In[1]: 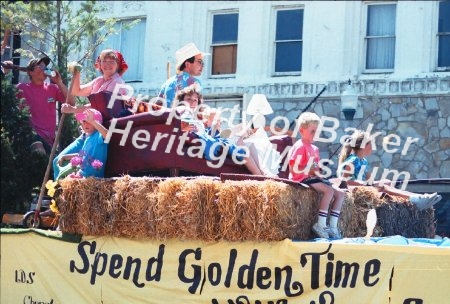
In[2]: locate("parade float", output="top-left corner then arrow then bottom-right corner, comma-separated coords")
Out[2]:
2,92 -> 449,304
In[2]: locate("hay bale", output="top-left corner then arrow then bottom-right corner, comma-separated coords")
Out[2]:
111,176 -> 160,238
376,200 -> 435,238
57,177 -> 435,240
340,186 -> 435,238
155,177 -> 217,240
78,178 -> 115,236
216,180 -> 317,241
58,179 -> 82,233
340,187 -> 385,238
189,178 -> 221,241
281,185 -> 318,240
59,178 -> 115,235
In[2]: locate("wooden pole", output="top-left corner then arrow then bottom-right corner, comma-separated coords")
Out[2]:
166,61 -> 171,79
33,77 -> 75,227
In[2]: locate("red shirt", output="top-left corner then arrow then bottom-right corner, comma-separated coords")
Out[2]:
17,82 -> 65,146
288,139 -> 320,182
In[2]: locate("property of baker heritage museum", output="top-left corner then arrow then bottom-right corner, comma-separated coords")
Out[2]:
1,1 -> 449,303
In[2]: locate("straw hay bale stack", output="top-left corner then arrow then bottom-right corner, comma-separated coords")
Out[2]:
58,178 -> 115,235
112,176 -> 160,238
341,186 -> 435,238
155,177 -> 219,240
216,180 -> 318,241
57,176 -> 435,240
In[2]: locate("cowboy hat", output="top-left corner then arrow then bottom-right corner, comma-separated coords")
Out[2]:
175,43 -> 209,72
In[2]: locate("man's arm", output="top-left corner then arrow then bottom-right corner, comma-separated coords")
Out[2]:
51,70 -> 75,106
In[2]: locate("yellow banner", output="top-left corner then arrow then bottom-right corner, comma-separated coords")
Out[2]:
1,230 -> 449,303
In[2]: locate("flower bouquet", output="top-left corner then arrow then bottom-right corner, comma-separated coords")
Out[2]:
58,154 -> 103,180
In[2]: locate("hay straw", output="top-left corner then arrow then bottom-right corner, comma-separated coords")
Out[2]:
339,187 -> 383,237
112,176 -> 159,239
155,178 -> 217,240
59,178 -> 115,235
57,177 -> 435,240
281,185 -> 318,240
216,180 -> 315,241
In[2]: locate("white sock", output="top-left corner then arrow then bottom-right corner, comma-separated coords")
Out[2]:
318,209 -> 328,227
329,209 -> 341,228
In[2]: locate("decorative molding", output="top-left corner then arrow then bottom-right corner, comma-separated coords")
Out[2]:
98,1 -> 113,14
134,77 -> 450,100
122,1 -> 143,12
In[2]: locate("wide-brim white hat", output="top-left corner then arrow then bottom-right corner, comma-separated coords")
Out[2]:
175,42 -> 210,71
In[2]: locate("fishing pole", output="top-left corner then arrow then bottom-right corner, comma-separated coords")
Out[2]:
288,86 -> 327,130
327,96 -> 383,161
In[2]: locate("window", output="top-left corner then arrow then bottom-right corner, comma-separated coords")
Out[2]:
211,13 -> 238,75
438,0 -> 450,69
3,30 -> 22,84
95,18 -> 146,82
364,3 -> 396,71
203,94 -> 243,129
274,8 -> 303,73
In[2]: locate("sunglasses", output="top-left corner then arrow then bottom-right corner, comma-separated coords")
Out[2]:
195,59 -> 204,66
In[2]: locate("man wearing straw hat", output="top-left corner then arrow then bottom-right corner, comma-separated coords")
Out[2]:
158,42 -> 209,107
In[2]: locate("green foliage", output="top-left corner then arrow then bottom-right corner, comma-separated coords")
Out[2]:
1,1 -> 120,81
1,77 -> 47,215
0,1 -> 126,214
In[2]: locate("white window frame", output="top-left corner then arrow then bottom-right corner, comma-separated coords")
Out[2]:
209,10 -> 239,79
362,2 -> 397,74
272,6 -> 304,77
203,94 -> 243,129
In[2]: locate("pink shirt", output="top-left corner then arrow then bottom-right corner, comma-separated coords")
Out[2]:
16,82 -> 65,146
288,139 -> 320,182
88,73 -> 124,94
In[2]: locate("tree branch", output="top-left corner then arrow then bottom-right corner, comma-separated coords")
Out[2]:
20,39 -> 51,61
25,19 -> 56,41
77,29 -> 113,64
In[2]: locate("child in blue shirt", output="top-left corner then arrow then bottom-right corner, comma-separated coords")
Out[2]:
53,108 -> 108,179
338,130 -> 441,210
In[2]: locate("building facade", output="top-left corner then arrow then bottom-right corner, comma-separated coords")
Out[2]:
81,1 -> 450,179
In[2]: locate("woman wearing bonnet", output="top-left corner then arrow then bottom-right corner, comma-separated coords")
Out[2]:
62,49 -> 129,121
70,49 -> 128,95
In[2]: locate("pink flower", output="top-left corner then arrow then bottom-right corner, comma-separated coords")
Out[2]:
70,156 -> 82,167
91,159 -> 103,170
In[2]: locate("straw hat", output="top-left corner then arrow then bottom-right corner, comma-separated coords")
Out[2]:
175,43 -> 209,72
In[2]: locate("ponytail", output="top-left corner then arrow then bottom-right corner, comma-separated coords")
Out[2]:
338,141 -> 353,165
338,130 -> 371,165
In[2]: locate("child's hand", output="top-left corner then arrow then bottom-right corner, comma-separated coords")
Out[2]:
309,162 -> 320,176
61,103 -> 75,113
58,155 -> 66,166
67,61 -> 82,74
181,121 -> 197,132
84,109 -> 96,123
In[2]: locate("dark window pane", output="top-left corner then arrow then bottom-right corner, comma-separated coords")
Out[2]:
438,35 -> 450,67
276,9 -> 303,40
367,4 -> 396,36
438,1 -> 450,32
213,14 -> 238,43
366,37 -> 395,69
212,45 -> 237,75
275,41 -> 302,72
